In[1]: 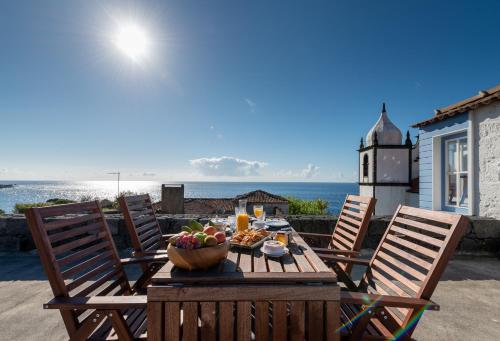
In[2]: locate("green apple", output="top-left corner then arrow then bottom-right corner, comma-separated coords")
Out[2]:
193,232 -> 207,246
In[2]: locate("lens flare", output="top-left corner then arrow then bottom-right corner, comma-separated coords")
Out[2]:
336,294 -> 432,340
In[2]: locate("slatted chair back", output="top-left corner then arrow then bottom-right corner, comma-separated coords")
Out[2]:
148,285 -> 339,341
25,201 -> 131,337
357,205 -> 468,338
119,194 -> 165,255
332,194 -> 376,273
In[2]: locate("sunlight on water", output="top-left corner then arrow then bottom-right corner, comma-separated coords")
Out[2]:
0,180 -> 358,214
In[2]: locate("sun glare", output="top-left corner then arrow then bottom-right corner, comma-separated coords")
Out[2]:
113,22 -> 150,63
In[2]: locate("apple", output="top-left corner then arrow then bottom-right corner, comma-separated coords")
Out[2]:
203,226 -> 217,236
214,231 -> 226,243
204,235 -> 218,247
193,232 -> 207,246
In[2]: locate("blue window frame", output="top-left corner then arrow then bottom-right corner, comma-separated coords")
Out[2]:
441,132 -> 468,213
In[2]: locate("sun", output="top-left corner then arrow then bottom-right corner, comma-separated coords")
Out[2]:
113,22 -> 150,63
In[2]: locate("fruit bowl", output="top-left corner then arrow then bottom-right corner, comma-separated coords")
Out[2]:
167,241 -> 230,270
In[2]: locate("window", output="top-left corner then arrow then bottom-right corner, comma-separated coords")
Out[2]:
444,137 -> 468,208
362,154 -> 369,178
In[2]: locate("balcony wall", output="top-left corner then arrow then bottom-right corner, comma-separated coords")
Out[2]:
0,214 -> 499,256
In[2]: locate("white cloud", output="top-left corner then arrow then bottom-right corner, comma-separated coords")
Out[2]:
209,125 -> 215,130
0,168 -> 7,174
244,98 -> 256,112
301,164 -> 320,178
189,156 -> 267,177
143,172 -> 156,177
216,133 -> 223,139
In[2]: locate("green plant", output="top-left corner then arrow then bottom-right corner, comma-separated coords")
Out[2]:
46,198 -> 76,205
14,202 -> 53,214
0,208 -> 5,215
286,196 -> 329,215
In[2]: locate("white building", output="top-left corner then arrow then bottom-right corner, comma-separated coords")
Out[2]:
412,85 -> 500,219
358,104 -> 418,215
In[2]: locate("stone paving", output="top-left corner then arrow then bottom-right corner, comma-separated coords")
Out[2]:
0,252 -> 499,340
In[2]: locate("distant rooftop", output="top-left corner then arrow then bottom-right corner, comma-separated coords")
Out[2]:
183,190 -> 288,214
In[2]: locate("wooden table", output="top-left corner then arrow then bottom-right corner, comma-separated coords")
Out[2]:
151,229 -> 337,285
148,229 -> 340,340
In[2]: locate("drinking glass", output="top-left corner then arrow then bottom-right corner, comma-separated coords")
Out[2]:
253,205 -> 264,220
238,199 -> 247,211
235,207 -> 249,232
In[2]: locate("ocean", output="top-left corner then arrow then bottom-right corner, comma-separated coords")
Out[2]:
0,181 -> 358,214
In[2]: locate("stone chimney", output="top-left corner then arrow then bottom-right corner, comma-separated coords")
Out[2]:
161,184 -> 184,214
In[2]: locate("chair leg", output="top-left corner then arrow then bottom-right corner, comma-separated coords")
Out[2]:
70,310 -> 106,341
109,310 -> 134,341
348,307 -> 375,341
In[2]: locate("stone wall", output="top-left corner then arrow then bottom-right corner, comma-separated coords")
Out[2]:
1,214 -> 499,256
474,102 -> 500,219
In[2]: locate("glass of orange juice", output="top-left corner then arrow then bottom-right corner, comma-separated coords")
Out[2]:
253,205 -> 264,220
275,231 -> 288,246
236,207 -> 249,232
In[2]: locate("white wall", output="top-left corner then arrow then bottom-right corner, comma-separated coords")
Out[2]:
374,186 -> 409,215
359,185 -> 373,198
473,102 -> 500,219
376,149 -> 410,183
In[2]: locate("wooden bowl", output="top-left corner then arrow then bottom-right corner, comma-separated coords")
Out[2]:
167,241 -> 230,271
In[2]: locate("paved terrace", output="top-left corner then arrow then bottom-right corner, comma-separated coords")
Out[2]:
0,252 -> 498,340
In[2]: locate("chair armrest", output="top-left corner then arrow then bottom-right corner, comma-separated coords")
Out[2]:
44,296 -> 147,310
121,254 -> 169,265
341,291 -> 439,310
162,234 -> 175,240
298,232 -> 332,239
312,247 -> 360,256
318,254 -> 370,265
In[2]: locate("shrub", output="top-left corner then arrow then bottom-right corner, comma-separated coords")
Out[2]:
0,208 -> 5,215
14,202 -> 52,214
46,198 -> 76,205
286,196 -> 329,215
80,195 -> 98,202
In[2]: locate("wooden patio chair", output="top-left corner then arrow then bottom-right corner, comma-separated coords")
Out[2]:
318,205 -> 468,340
148,284 -> 340,341
118,194 -> 173,263
25,201 -> 167,340
299,194 -> 376,275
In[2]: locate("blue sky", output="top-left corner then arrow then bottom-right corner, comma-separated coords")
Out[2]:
1,0 -> 499,182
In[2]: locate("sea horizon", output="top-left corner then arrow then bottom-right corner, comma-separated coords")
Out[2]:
0,180 -> 359,214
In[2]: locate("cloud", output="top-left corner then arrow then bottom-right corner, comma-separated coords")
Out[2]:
189,156 -> 267,177
301,164 -> 319,178
244,98 -> 256,112
216,133 -> 223,139
0,168 -> 7,173
143,172 -> 156,177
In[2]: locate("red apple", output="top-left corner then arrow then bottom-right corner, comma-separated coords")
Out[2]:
203,226 -> 217,236
214,231 -> 226,243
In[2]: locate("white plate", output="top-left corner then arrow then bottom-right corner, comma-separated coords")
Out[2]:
265,220 -> 289,228
260,246 -> 289,257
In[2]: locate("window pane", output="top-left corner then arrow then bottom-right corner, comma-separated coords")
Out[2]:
459,174 -> 468,207
447,174 -> 457,206
447,141 -> 457,172
460,139 -> 468,171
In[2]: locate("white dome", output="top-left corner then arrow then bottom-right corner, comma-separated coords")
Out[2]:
366,103 -> 402,146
